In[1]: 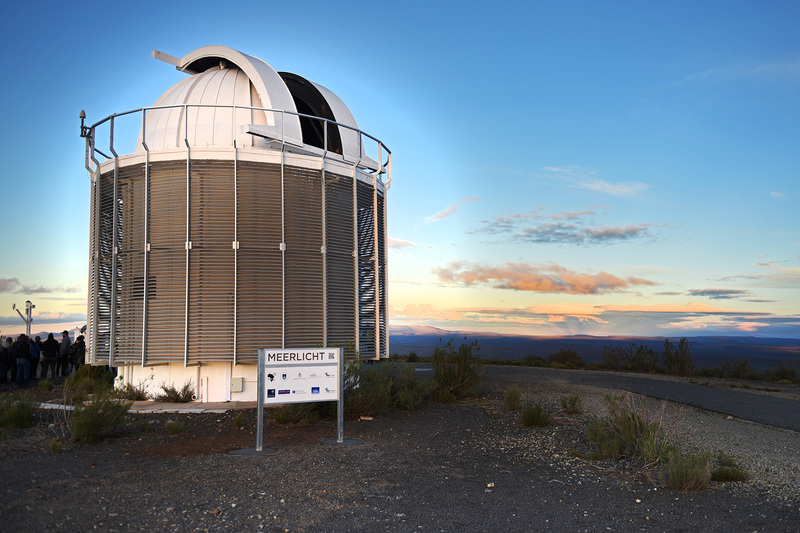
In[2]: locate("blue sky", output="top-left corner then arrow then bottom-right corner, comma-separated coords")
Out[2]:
0,0 -> 798,338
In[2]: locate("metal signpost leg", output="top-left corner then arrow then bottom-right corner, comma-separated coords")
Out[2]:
256,349 -> 264,452
337,347 -> 344,443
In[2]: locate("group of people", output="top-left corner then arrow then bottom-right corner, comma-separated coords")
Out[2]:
0,331 -> 85,387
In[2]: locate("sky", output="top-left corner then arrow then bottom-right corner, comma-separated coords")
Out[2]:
0,0 -> 798,339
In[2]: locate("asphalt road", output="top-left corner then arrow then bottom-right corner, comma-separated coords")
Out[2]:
504,367 -> 800,433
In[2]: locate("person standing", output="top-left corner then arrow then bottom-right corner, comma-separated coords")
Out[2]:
14,334 -> 31,386
58,330 -> 71,377
28,336 -> 41,381
41,333 -> 59,380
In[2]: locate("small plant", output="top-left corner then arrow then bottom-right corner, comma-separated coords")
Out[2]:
431,339 -> 486,398
71,395 -> 132,444
119,381 -> 150,401
165,420 -> 184,435
711,453 -> 748,482
38,379 -> 54,391
389,364 -> 436,411
232,412 -> 244,428
0,393 -> 35,429
520,403 -> 549,427
49,437 -> 62,454
406,351 -> 419,363
64,365 -> 115,402
504,386 -> 522,411
560,393 -> 583,414
711,465 -> 749,482
663,450 -> 711,492
548,349 -> 585,369
273,402 -> 320,424
155,380 -> 195,403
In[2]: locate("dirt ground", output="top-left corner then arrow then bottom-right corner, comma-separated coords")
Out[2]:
1,366 -> 799,532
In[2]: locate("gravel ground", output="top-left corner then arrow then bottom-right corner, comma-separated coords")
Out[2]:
1,366 -> 799,532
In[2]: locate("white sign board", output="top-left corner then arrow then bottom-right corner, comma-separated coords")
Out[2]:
259,348 -> 341,405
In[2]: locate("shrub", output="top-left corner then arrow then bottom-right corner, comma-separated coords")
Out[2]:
711,465 -> 749,482
624,344 -> 658,373
722,358 -> 752,380
38,379 -> 54,391
601,345 -> 624,370
520,355 -> 546,367
273,402 -> 321,424
662,338 -> 694,376
586,393 -> 678,466
663,450 -> 710,492
560,393 -> 583,414
119,381 -> 150,401
155,380 -> 195,403
406,351 -> 419,363
0,393 -> 35,429
505,386 -> 522,412
389,364 -> 436,411
343,362 -> 393,418
769,361 -> 799,383
165,420 -> 184,435
71,395 -> 132,444
432,339 -> 486,398
64,366 -> 115,402
49,437 -> 63,454
232,412 -> 244,428
548,349 -> 585,369
520,404 -> 549,427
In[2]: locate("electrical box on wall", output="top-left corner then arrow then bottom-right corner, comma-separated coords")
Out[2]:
231,377 -> 244,393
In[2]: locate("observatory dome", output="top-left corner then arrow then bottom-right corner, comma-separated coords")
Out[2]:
139,45 -> 369,165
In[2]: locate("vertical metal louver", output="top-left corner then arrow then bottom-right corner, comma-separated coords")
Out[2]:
356,180 -> 377,359
325,173 -> 356,348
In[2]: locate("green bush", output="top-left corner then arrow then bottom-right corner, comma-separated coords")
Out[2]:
432,339 -> 486,398
232,412 -> 244,428
64,366 -> 115,402
560,393 -> 583,414
119,381 -> 150,401
406,351 -> 419,363
520,355 -> 546,367
586,393 -> 677,466
548,349 -> 585,369
273,402 -> 321,424
38,379 -> 54,391
155,380 -> 195,403
662,338 -> 694,376
520,404 -> 549,427
663,450 -> 711,492
49,437 -> 62,454
389,364 -> 436,411
165,420 -> 184,435
711,465 -> 748,482
769,361 -> 799,383
0,393 -> 35,429
505,386 -> 522,411
343,362 -> 393,418
71,395 -> 132,444
722,358 -> 752,380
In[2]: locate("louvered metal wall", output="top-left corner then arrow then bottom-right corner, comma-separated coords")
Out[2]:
88,156 -> 385,365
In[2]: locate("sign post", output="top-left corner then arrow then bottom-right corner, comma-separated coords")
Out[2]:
249,347 -> 361,453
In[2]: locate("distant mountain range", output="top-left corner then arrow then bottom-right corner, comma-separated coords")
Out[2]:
389,325 -> 800,372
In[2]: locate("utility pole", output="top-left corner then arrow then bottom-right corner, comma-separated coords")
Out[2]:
12,300 -> 34,337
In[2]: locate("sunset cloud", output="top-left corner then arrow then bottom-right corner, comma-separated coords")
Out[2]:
389,237 -> 416,249
425,197 -> 480,222
432,261 -> 656,295
574,179 -> 649,197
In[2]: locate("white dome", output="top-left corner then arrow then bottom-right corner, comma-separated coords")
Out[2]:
138,45 -> 370,165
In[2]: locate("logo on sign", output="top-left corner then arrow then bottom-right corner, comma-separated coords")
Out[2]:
281,373 -> 287,381
278,389 -> 290,395
325,387 -> 336,394
324,372 -> 335,378
267,373 -> 275,382
311,387 -> 320,394
267,389 -> 276,398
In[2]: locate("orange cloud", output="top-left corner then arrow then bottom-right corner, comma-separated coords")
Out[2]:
433,261 -> 656,295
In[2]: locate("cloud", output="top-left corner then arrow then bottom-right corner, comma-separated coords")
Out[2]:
432,261 -> 656,295
389,237 -> 416,249
425,197 -> 480,222
770,191 -> 786,199
573,179 -> 649,197
687,289 -> 751,300
666,60 -> 800,87
474,209 -> 656,245
0,311 -> 86,327
0,278 -> 80,295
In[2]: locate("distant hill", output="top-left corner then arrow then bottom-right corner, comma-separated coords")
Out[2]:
389,325 -> 800,372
